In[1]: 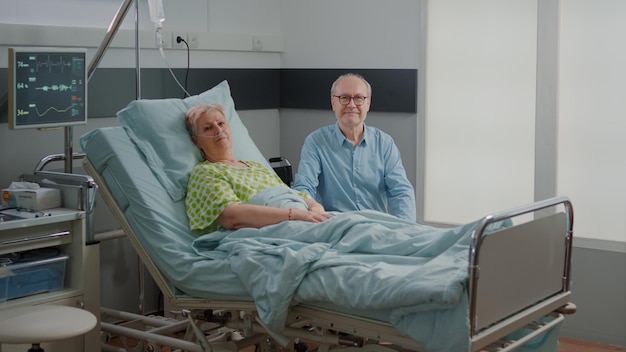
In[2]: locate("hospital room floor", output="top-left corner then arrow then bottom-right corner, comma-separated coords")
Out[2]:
105,336 -> 625,351
558,338 -> 625,351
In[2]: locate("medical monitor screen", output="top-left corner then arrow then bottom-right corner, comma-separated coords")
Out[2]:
8,47 -> 87,130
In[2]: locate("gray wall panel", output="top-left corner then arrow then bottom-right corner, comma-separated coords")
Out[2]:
2,68 -> 416,121
561,247 -> 626,346
280,69 -> 417,113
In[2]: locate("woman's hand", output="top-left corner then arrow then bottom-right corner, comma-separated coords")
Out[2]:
218,203 -> 328,229
290,208 -> 329,223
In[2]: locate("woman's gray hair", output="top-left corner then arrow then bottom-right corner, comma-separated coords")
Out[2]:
185,104 -> 226,136
330,73 -> 372,97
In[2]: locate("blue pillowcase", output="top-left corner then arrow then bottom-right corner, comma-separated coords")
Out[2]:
117,80 -> 269,201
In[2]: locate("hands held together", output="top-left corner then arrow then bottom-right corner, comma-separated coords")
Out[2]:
288,206 -> 329,223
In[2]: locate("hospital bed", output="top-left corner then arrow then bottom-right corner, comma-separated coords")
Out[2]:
80,80 -> 575,352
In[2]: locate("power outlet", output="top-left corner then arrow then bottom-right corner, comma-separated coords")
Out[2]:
252,37 -> 263,51
187,32 -> 199,49
172,32 -> 187,49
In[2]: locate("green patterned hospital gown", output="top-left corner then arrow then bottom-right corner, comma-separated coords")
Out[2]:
186,160 -> 303,234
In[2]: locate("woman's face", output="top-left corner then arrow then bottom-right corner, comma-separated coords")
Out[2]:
192,110 -> 232,161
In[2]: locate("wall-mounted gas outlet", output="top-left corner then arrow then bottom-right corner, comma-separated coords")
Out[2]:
173,32 -> 187,49
154,29 -> 170,48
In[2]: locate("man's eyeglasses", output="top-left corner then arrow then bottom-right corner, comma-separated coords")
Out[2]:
332,95 -> 368,106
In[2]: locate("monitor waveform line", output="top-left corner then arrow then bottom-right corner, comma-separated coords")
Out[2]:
35,84 -> 76,92
33,104 -> 78,117
34,54 -> 74,74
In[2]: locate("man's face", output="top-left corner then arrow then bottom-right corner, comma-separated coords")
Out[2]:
331,76 -> 371,128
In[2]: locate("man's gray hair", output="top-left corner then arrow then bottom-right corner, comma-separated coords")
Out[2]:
330,73 -> 372,97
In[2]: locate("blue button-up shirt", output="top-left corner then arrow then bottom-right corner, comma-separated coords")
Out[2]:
293,123 -> 416,221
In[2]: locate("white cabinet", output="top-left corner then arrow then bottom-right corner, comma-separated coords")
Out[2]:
0,208 -> 100,352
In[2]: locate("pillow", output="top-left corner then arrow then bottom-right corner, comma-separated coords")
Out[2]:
117,80 -> 270,201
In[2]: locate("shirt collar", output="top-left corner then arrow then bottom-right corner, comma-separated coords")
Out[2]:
333,123 -> 369,146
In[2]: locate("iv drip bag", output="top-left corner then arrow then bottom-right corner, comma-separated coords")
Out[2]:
148,0 -> 165,26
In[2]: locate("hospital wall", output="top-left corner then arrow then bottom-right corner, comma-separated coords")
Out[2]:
0,0 -> 624,347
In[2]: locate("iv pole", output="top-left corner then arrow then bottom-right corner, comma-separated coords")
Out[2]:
82,0 -> 147,315
63,0 -> 138,173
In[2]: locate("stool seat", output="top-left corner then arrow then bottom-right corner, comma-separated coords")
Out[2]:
0,305 -> 96,344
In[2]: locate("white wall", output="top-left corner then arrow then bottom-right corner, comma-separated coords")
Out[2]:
280,0 -> 420,68
558,0 -> 626,244
208,0 -> 282,36
425,0 -> 537,224
424,0 -> 625,245
0,0 -> 279,34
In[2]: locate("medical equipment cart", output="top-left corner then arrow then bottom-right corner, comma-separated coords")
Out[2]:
0,170 -> 100,352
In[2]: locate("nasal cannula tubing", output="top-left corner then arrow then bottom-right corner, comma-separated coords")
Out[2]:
195,131 -> 226,139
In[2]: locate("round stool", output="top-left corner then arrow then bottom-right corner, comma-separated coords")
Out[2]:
0,305 -> 97,352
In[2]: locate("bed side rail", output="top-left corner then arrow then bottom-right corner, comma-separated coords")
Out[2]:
468,196 -> 573,348
82,158 -> 179,303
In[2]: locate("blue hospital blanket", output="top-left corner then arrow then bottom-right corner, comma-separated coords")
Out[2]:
82,125 -> 558,352
191,187 -> 481,352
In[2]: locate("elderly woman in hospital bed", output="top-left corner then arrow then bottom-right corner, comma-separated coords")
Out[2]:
184,103 -> 328,234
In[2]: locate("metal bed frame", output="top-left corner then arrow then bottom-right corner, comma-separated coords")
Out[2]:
85,156 -> 575,352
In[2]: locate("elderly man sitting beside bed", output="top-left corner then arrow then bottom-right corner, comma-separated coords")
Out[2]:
184,104 -> 329,234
